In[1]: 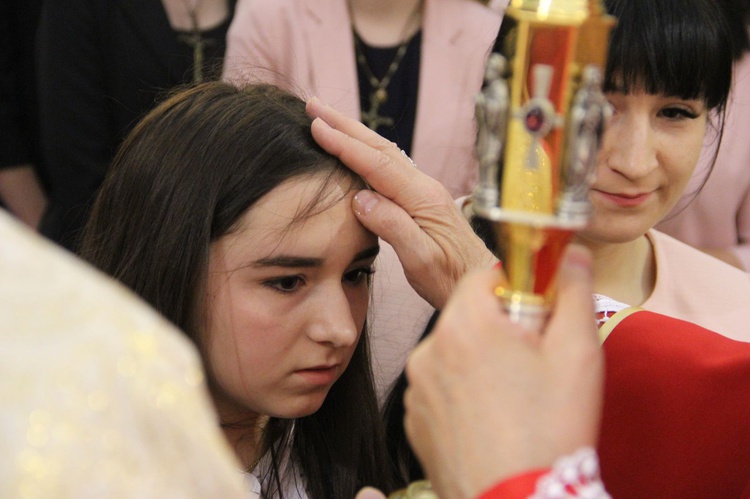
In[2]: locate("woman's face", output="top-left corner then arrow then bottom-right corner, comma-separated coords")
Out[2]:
204,173 -> 378,422
579,89 -> 707,245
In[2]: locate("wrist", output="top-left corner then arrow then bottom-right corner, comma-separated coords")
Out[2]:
476,469 -> 549,499
475,448 -> 609,499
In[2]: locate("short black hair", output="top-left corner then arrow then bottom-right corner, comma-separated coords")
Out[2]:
604,0 -> 733,112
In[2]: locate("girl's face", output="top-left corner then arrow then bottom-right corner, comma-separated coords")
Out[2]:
579,89 -> 707,245
204,173 -> 378,422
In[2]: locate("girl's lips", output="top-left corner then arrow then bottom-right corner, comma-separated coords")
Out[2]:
294,365 -> 340,386
594,190 -> 652,208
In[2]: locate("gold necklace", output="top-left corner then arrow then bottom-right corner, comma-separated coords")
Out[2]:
351,1 -> 423,130
177,0 -> 215,83
245,453 -> 263,474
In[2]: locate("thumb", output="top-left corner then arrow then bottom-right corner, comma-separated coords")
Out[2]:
545,244 -> 597,349
354,487 -> 388,499
352,189 -> 428,258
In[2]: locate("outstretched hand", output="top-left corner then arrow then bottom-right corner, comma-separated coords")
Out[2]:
307,97 -> 496,310
403,245 -> 604,499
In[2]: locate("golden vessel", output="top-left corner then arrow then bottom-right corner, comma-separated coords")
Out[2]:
473,0 -> 615,332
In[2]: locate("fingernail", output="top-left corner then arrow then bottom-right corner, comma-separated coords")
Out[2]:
308,96 -> 330,107
353,190 -> 378,216
312,117 -> 332,129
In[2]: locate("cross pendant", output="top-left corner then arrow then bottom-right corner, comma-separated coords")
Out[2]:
362,89 -> 394,130
178,31 -> 215,84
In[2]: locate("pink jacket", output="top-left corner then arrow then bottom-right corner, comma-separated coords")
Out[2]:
644,230 -> 750,343
223,0 -> 502,198
656,52 -> 750,271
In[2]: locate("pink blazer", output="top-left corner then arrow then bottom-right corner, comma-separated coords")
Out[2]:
644,230 -> 750,343
223,0 -> 502,198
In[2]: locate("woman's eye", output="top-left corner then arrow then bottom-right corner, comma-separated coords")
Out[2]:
264,276 -> 304,294
660,107 -> 698,120
344,267 -> 374,286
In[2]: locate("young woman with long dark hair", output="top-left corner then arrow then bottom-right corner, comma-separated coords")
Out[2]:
80,83 -> 397,498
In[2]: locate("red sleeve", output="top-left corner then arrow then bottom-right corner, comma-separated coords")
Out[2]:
599,310 -> 750,497
475,469 -> 548,499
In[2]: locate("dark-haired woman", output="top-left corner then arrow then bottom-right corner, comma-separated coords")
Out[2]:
80,83 -> 396,498
480,3 -> 750,495
581,0 -> 750,338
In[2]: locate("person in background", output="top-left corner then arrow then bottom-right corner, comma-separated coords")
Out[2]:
531,0 -> 750,340
656,0 -> 750,271
223,0 -> 500,200
36,0 -> 236,251
0,0 -> 48,229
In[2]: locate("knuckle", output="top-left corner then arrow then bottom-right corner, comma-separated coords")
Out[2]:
420,177 -> 454,205
374,149 -> 395,170
373,136 -> 398,153
379,214 -> 400,233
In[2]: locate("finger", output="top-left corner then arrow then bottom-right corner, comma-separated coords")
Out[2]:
544,244 -> 598,351
352,188 -> 430,256
311,117 -> 417,198
401,382 -> 426,469
307,97 -> 391,151
308,102 -> 424,192
449,268 -> 508,312
543,244 -> 603,448
418,268 -> 511,348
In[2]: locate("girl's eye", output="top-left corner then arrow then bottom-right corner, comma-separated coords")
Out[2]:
659,107 -> 699,120
263,275 -> 304,294
343,267 -> 375,286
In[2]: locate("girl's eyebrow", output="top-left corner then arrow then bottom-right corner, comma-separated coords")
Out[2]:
252,244 -> 380,269
253,255 -> 324,268
352,245 -> 380,263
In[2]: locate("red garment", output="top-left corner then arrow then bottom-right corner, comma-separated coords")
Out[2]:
476,469 -> 548,499
599,309 -> 750,498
